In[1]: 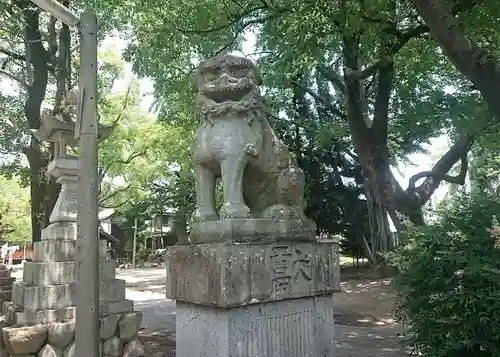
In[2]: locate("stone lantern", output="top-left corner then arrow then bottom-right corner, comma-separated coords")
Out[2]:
33,110 -> 79,223
0,94 -> 142,346
32,91 -> 114,231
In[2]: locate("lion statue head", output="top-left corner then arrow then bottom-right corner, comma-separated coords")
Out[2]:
193,55 -> 264,121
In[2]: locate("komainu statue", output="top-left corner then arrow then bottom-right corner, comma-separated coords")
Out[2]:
190,55 -> 315,243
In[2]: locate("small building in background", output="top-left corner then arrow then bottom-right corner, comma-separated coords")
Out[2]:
98,208 -> 129,260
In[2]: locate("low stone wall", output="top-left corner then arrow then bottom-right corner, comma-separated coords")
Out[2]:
0,311 -> 144,357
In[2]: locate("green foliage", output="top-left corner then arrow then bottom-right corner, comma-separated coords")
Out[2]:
467,143 -> 500,197
0,175 -> 31,244
120,0 -> 491,159
135,248 -> 150,262
0,2 -> 140,240
393,192 -> 500,356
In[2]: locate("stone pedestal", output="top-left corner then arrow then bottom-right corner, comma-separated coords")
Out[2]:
165,242 -> 340,357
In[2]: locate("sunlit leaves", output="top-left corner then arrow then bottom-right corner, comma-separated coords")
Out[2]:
0,175 -> 31,243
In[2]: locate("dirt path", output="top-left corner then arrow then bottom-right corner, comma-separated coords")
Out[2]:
333,272 -> 407,356
133,267 -> 406,356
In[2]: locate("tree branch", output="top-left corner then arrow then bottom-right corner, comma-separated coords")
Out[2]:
355,0 -> 481,81
177,6 -> 278,34
110,80 -> 134,126
98,151 -> 144,182
290,80 -> 347,120
99,186 -> 149,209
372,7 -> 397,148
357,56 -> 392,79
408,157 -> 467,187
0,48 -> 55,73
352,27 -> 426,82
316,65 -> 347,95
408,0 -> 500,122
0,48 -> 26,63
99,199 -> 133,209
393,25 -> 429,53
99,184 -> 132,205
406,134 -> 475,204
0,68 -> 29,89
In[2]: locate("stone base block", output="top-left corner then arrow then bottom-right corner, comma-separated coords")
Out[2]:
165,242 -> 340,307
23,260 -> 116,285
0,277 -> 14,288
12,279 -> 126,312
0,291 -> 11,302
176,295 -> 335,357
33,240 -> 76,262
190,218 -> 316,244
41,222 -> 77,241
3,300 -> 135,326
0,310 -> 144,357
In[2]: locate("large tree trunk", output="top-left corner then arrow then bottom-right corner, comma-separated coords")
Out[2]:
409,0 -> 500,123
15,0 -> 72,241
16,0 -> 53,242
25,140 -> 47,242
364,178 -> 391,267
333,1 -> 475,264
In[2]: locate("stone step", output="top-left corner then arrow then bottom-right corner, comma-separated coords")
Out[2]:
12,279 -> 126,312
99,299 -> 134,316
0,277 -> 15,288
0,269 -> 11,278
22,260 -> 116,285
4,299 -> 135,326
33,240 -> 76,262
0,291 -> 11,301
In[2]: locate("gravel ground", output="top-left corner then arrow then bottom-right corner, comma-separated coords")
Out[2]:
119,268 -> 407,357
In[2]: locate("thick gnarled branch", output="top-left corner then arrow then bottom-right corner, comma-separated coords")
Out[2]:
352,0 -> 482,81
406,134 -> 475,205
408,0 -> 500,122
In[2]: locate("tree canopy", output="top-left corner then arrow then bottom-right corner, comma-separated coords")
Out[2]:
2,0 -> 500,267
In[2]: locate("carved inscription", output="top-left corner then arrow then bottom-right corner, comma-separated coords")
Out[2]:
241,310 -> 315,357
66,186 -> 78,214
292,249 -> 312,282
269,246 -> 292,294
269,246 -> 313,294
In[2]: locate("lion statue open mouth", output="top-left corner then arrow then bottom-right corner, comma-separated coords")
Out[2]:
191,55 -> 309,226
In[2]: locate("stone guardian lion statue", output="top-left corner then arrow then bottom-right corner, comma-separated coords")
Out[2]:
191,55 -> 308,225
